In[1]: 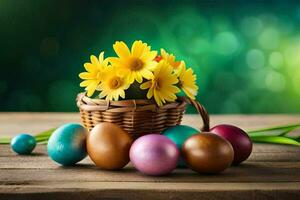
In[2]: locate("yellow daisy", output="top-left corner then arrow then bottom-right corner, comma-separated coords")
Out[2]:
79,52 -> 108,97
178,62 -> 198,100
160,48 -> 184,75
109,40 -> 157,84
140,61 -> 180,106
97,67 -> 130,101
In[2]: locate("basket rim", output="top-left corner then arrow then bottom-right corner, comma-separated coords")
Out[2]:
76,93 -> 187,112
77,93 -> 211,132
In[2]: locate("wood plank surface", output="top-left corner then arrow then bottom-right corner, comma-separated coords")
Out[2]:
0,113 -> 300,200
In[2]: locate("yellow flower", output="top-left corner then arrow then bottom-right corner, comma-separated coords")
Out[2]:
160,48 -> 184,75
140,61 -> 180,106
109,40 -> 157,84
79,52 -> 108,97
178,62 -> 198,100
97,67 -> 130,101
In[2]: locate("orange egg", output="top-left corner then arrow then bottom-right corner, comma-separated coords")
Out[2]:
182,132 -> 234,174
87,122 -> 133,170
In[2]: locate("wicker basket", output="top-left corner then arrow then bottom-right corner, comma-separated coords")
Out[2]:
76,93 -> 210,139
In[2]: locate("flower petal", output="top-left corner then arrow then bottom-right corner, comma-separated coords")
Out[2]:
120,90 -> 125,98
126,73 -> 135,84
80,80 -> 92,87
108,57 -> 123,67
135,72 -> 143,83
146,87 -> 154,99
140,81 -> 152,90
153,90 -> 163,106
141,69 -> 154,80
144,61 -> 158,71
79,72 -> 92,79
86,82 -> 98,97
131,40 -> 145,57
106,94 -> 113,101
113,92 -> 119,101
98,52 -> 104,62
99,90 -> 108,98
90,55 -> 99,66
141,50 -> 157,62
113,41 -> 131,58
84,63 -> 95,72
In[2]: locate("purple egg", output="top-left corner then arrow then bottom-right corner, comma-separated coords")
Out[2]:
130,134 -> 179,176
210,124 -> 253,165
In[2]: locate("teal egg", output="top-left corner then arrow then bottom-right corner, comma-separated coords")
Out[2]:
163,125 -> 199,167
47,123 -> 87,166
11,134 -> 36,155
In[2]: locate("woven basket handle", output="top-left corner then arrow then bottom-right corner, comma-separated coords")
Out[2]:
185,98 -> 210,132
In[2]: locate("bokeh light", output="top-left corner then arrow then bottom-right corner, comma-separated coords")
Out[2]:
240,17 -> 263,37
213,32 -> 240,56
265,70 -> 286,92
0,0 -> 300,113
269,51 -> 284,69
246,49 -> 265,69
258,27 -> 280,50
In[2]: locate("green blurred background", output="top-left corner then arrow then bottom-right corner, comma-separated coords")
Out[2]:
1,0 -> 300,113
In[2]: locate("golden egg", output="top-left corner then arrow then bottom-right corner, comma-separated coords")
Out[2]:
87,122 -> 133,170
182,132 -> 234,174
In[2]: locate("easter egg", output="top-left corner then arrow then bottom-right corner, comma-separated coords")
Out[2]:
163,125 -> 199,166
87,123 -> 133,170
130,134 -> 179,176
182,133 -> 234,174
11,134 -> 36,155
210,124 -> 253,165
47,123 -> 87,166
163,125 -> 199,148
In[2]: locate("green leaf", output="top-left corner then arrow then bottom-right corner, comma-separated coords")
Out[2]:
38,141 -> 48,145
248,124 -> 300,137
0,138 -> 11,144
0,128 -> 56,145
250,136 -> 300,146
35,136 -> 52,142
35,128 -> 56,138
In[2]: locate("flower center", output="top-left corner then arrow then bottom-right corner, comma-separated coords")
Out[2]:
109,77 -> 123,89
153,78 -> 162,90
129,58 -> 143,71
178,80 -> 183,87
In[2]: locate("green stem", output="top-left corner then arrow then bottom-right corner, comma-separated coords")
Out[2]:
0,138 -> 11,144
248,124 -> 300,136
0,128 -> 56,145
250,135 -> 300,146
248,123 -> 300,146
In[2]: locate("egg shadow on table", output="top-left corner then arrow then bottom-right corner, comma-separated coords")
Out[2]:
58,163 -> 136,173
18,152 -> 46,156
231,162 -> 263,169
57,163 -> 97,170
221,162 -> 280,179
231,162 -> 278,172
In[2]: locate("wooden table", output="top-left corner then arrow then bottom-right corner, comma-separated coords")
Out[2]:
0,113 -> 300,200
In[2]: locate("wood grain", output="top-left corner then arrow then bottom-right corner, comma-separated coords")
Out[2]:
0,113 -> 300,200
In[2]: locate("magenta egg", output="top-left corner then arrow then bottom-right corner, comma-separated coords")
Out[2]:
130,134 -> 179,176
210,124 -> 253,165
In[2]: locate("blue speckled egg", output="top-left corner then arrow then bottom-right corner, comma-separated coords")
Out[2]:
11,134 -> 36,155
163,125 -> 199,167
47,123 -> 87,166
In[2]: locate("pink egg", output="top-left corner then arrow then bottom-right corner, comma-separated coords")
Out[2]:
130,134 -> 179,176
